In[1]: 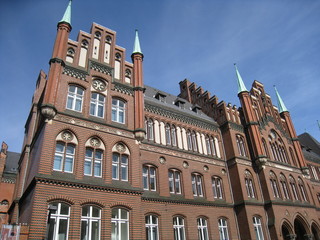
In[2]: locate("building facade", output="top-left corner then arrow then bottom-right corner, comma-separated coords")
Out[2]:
3,1 -> 320,240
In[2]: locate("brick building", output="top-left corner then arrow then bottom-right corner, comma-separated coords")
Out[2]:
3,1 -> 320,239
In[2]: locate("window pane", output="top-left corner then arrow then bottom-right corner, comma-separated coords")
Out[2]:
64,157 -> 73,172
54,155 -> 63,170
66,145 -> 75,155
92,207 -> 100,217
84,161 -> 92,175
82,206 -> 89,217
60,203 -> 69,215
94,162 -> 101,177
58,219 -> 68,240
121,222 -> 128,240
111,222 -> 117,240
48,218 -> 56,240
92,221 -> 100,240
121,166 -> 128,180
81,220 -> 88,240
121,209 -> 128,219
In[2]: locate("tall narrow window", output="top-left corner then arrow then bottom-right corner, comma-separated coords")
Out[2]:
90,93 -> 105,118
112,99 -> 125,124
280,174 -> 290,200
192,131 -> 198,152
191,173 -> 203,197
262,138 -> 269,157
289,176 -> 299,201
236,135 -> 246,157
143,165 -> 157,191
173,216 -> 185,240
54,142 -> 75,173
205,137 -> 212,155
298,178 -> 308,202
146,119 -> 154,141
212,176 -> 223,199
245,170 -> 255,198
197,218 -> 209,240
112,153 -> 128,181
111,208 -> 129,240
269,172 -> 280,198
169,169 -> 182,194
171,125 -> 177,147
66,85 -> 84,112
218,218 -> 229,240
253,216 -> 264,240
47,202 -> 70,240
84,148 -> 103,177
166,124 -> 171,145
187,131 -> 193,151
268,130 -> 288,163
145,215 -> 159,240
81,206 -> 101,240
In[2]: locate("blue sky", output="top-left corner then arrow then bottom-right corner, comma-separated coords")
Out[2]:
0,0 -> 319,152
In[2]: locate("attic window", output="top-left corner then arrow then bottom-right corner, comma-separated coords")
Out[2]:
155,92 -> 166,103
175,99 -> 185,109
192,105 -> 201,113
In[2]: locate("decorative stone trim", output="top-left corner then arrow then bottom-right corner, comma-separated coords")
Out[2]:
54,114 -> 134,138
140,144 -> 225,166
46,195 -> 75,205
79,199 -> 105,208
90,60 -> 113,76
145,103 -> 218,131
63,65 -> 88,80
113,82 -> 134,96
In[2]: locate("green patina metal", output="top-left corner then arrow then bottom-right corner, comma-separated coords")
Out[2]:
234,63 -> 248,94
132,29 -> 142,54
59,0 -> 72,26
274,86 -> 288,113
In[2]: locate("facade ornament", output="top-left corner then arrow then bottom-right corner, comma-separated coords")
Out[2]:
182,161 -> 189,169
159,157 -> 166,164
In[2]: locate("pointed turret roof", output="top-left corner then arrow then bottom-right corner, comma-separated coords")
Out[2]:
59,0 -> 72,26
274,86 -> 288,113
234,64 -> 248,94
132,29 -> 142,54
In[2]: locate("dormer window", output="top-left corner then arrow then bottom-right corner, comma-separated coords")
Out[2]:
175,99 -> 185,109
192,105 -> 201,113
155,92 -> 166,103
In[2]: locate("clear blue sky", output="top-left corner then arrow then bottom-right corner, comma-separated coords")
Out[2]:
0,0 -> 319,152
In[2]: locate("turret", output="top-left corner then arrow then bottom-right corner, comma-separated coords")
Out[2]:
274,86 -> 308,172
41,0 -> 72,121
235,64 -> 266,168
131,30 -> 145,141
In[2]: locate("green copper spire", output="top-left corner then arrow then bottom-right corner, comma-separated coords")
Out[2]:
234,63 -> 248,94
59,0 -> 72,26
274,86 -> 288,113
133,29 -> 142,54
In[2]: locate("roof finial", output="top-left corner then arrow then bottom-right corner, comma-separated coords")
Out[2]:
274,85 -> 288,113
133,29 -> 142,54
59,0 -> 72,26
234,63 -> 248,94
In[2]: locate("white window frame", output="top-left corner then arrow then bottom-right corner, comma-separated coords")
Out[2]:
253,216 -> 264,240
145,215 -> 159,240
173,216 -> 186,240
112,99 -> 125,124
218,218 -> 229,240
47,203 -> 70,240
90,93 -> 105,118
84,148 -> 102,177
66,85 -> 84,112
192,173 -> 203,197
212,176 -> 223,199
54,142 -> 75,173
143,165 -> 157,191
112,153 -> 128,181
169,170 -> 182,194
81,206 -> 101,240
197,218 -> 209,240
111,208 -> 129,240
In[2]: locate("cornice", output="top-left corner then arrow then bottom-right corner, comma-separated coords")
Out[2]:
220,121 -> 244,133
112,81 -> 134,96
89,60 -> 113,76
63,64 -> 88,80
145,102 -> 218,131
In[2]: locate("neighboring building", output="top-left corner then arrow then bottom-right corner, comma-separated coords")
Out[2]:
0,142 -> 19,229
4,1 -> 320,239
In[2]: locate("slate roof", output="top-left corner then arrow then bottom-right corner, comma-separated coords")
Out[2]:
4,151 -> 20,174
298,133 -> 320,164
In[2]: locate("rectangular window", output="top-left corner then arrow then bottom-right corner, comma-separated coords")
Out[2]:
169,170 -> 181,194
253,217 -> 264,240
173,217 -> 185,240
192,174 -> 203,197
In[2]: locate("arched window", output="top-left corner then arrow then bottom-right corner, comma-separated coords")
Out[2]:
173,216 -> 186,240
268,130 -> 288,163
279,174 -> 290,200
81,205 -> 101,240
146,119 -> 154,141
236,135 -> 246,157
253,216 -> 264,240
79,39 -> 89,67
191,131 -> 198,152
171,125 -> 177,147
84,137 -> 104,177
112,143 -> 130,181
191,173 -> 203,197
218,218 -> 229,240
143,165 -> 157,191
66,47 -> 75,63
298,177 -> 308,202
47,202 -> 70,240
66,85 -> 84,112
262,138 -> 269,157
145,215 -> 159,240
90,93 -> 105,118
245,170 -> 255,198
205,136 -> 212,155
289,176 -> 299,201
111,208 -> 129,240
269,171 -> 281,198
168,169 -> 182,194
197,217 -> 209,240
212,176 -> 224,199
187,131 -> 192,151
112,99 -> 125,124
165,124 -> 171,145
